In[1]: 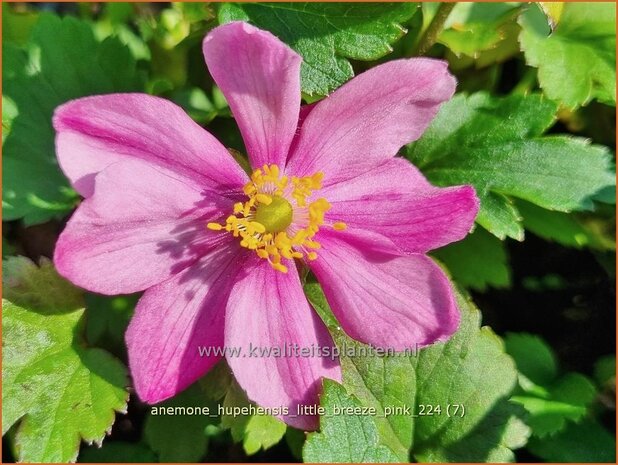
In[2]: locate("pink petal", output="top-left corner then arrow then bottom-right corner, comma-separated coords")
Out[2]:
126,243 -> 246,404
55,159 -> 234,294
203,22 -> 302,169
310,229 -> 460,350
225,257 -> 341,430
286,59 -> 456,186
324,158 -> 479,253
53,93 -> 248,197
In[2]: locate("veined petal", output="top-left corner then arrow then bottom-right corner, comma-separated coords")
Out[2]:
53,93 -> 248,197
126,243 -> 246,404
225,257 -> 341,430
323,158 -> 479,253
203,22 -> 302,169
309,229 -> 460,350
286,59 -> 456,186
55,159 -> 235,294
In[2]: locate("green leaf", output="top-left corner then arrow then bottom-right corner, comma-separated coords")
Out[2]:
2,257 -> 128,463
519,3 -> 616,108
79,442 -> 157,463
475,192 -> 523,241
199,359 -> 234,402
528,418 -> 616,462
2,9 -> 39,46
220,378 -> 287,455
84,293 -> 138,353
594,355 -> 616,388
3,256 -> 83,311
433,227 -> 511,291
436,2 -> 522,57
518,199 -> 615,250
512,373 -> 597,437
406,92 -> 615,240
144,384 -> 216,462
303,380 -> 400,463
504,333 -> 558,387
410,292 -> 529,462
2,95 -> 17,145
505,332 -> 598,438
305,283 -> 529,462
172,86 -> 230,124
218,2 -> 418,96
304,280 -> 340,327
3,13 -> 143,224
285,427 -> 306,461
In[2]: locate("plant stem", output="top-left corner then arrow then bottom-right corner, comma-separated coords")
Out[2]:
414,2 -> 456,56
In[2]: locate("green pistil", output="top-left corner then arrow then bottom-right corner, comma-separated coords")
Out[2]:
254,195 -> 293,233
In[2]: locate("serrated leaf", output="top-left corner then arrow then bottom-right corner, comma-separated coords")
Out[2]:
475,192 -> 523,241
406,92 -> 615,240
3,256 -> 83,311
303,380 -> 400,463
220,378 -> 286,455
433,227 -> 511,291
2,257 -> 128,463
528,418 -> 616,462
305,283 -> 530,462
3,13 -> 143,224
411,293 -> 529,462
519,3 -> 616,108
144,384 -> 216,462
218,2 -> 418,96
512,373 -> 596,438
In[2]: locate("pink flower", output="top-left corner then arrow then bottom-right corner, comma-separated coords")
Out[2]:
53,22 -> 478,430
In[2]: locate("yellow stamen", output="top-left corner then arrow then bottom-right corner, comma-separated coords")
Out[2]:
207,223 -> 223,231
207,163 -> 345,272
333,222 -> 347,231
255,193 -> 273,205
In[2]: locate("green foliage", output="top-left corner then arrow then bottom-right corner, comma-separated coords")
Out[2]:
519,3 -> 616,109
219,378 -> 287,455
198,361 -> 287,456
406,92 -> 615,240
505,333 -> 598,438
435,2 -> 522,58
3,13 -> 143,224
85,293 -> 139,353
303,380 -> 400,463
172,86 -> 230,124
305,283 -> 530,462
2,257 -> 128,462
2,3 -> 616,462
218,2 -> 418,96
504,333 -> 558,386
79,442 -> 157,463
517,200 -> 616,251
528,419 -> 616,463
594,355 -> 616,388
144,384 -> 216,462
433,227 -> 511,291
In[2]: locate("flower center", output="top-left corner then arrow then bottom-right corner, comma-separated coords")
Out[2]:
254,195 -> 293,233
207,164 -> 346,273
